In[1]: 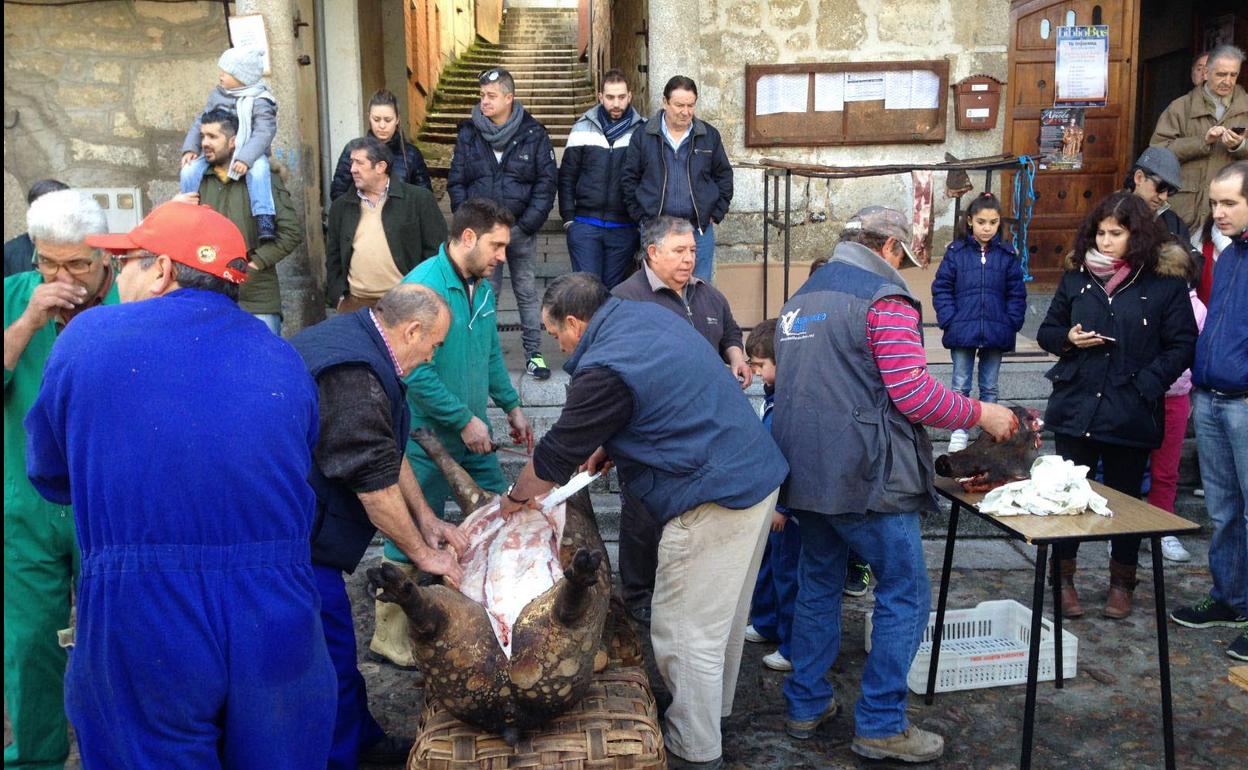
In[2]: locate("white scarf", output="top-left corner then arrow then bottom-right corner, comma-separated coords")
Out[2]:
226,82 -> 276,179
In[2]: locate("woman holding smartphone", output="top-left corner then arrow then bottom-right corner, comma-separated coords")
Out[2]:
1037,192 -> 1198,620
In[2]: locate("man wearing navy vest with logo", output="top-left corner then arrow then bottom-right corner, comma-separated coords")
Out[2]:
291,283 -> 467,769
772,207 -> 1018,764
500,273 -> 788,770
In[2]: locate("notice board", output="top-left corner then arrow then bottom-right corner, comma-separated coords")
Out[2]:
745,60 -> 949,147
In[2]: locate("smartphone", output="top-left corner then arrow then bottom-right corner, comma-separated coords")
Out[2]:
1093,334 -> 1116,343
1231,126 -> 1247,135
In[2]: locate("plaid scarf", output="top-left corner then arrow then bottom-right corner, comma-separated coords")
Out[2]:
599,106 -> 639,146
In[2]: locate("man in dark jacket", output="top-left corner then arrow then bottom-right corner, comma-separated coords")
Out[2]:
774,207 -> 1018,763
448,67 -> 557,379
4,179 -> 68,278
179,108 -> 301,334
290,283 -> 467,767
1123,146 -> 1203,261
1171,160 -> 1248,662
611,215 -> 752,623
621,75 -> 733,283
501,273 -> 788,769
326,136 -> 447,312
559,69 -> 645,289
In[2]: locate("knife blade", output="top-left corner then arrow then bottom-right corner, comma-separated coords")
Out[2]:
540,470 -> 600,513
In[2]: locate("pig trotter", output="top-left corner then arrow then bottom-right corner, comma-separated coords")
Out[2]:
365,562 -> 445,639
554,549 -> 603,626
410,428 -> 492,514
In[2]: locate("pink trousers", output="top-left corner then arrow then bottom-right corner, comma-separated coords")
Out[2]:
1147,393 -> 1191,514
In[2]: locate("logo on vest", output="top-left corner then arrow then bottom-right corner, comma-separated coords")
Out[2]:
779,307 -> 827,340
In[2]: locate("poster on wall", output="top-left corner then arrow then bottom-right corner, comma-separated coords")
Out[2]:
1054,25 -> 1108,107
1038,107 -> 1085,171
227,15 -> 272,75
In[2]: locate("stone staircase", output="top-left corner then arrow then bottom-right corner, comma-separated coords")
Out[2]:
418,6 -> 594,148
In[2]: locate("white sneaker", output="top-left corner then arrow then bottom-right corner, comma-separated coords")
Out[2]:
1193,488 -> 1205,498
744,624 -> 768,644
762,650 -> 793,671
1160,536 -> 1191,562
947,430 -> 969,453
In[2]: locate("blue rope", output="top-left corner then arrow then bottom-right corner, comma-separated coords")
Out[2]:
1012,155 -> 1038,282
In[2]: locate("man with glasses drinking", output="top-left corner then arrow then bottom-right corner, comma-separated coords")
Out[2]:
2,189 -> 116,769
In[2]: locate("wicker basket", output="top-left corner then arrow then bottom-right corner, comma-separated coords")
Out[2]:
408,666 -> 666,770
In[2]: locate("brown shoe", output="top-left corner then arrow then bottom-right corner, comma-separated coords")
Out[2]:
1102,559 -> 1138,619
851,725 -> 944,763
1057,559 -> 1084,618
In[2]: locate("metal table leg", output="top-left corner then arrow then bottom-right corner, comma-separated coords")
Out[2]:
1020,544 -> 1049,770
1152,538 -> 1177,770
925,500 -> 961,705
1050,548 -> 1063,688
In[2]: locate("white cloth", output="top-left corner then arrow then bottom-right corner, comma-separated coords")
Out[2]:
978,456 -> 1111,517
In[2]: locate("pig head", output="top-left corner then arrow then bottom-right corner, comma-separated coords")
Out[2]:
934,406 -> 1044,493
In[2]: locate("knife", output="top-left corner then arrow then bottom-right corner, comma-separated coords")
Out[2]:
540,470 -> 600,513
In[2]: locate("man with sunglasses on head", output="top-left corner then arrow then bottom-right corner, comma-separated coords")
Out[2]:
2,189 -> 117,770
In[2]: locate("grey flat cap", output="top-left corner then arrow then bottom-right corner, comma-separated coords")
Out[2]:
844,206 -> 922,268
1134,146 -> 1182,191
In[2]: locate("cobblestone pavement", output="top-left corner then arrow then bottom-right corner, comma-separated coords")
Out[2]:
10,541 -> 1246,769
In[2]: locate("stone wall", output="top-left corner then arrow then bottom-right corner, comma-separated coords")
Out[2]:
3,1 -> 230,240
648,0 -> 1012,264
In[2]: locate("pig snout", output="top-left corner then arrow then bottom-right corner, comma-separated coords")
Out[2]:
935,454 -> 954,477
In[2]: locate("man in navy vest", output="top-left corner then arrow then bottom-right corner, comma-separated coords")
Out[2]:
291,283 -> 466,769
500,273 -> 788,770
772,207 -> 1018,763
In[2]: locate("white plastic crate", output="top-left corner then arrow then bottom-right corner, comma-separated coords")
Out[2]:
865,599 -> 1078,694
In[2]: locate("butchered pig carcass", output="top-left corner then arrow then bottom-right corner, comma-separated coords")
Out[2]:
934,406 -> 1044,493
366,430 -> 624,744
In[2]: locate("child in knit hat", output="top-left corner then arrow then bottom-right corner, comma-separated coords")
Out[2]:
180,47 -> 280,241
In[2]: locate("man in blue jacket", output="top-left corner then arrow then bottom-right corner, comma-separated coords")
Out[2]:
620,75 -> 733,282
501,273 -> 788,770
448,67 -> 558,379
1171,160 -> 1248,662
23,202 -> 337,768
559,69 -> 645,288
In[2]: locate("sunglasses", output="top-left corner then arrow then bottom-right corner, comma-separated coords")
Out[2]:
1146,175 -> 1179,197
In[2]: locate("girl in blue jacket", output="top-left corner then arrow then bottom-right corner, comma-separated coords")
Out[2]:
932,193 -> 1027,451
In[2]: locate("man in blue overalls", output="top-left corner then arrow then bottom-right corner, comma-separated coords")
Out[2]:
24,202 -> 337,768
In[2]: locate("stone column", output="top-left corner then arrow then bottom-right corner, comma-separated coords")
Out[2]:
644,0 -> 701,113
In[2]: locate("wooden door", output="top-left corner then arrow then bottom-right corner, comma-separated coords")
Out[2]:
1003,0 -> 1139,286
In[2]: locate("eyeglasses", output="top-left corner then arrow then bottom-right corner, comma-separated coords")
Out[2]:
1147,175 -> 1179,196
108,251 -> 156,273
33,250 -> 102,278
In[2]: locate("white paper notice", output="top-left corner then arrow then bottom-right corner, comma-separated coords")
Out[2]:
884,71 -> 913,109
227,15 -> 271,75
755,74 -> 809,116
910,70 -> 941,109
845,72 -> 885,102
814,73 -> 845,112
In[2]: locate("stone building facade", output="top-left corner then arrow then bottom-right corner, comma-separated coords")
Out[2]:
647,0 -> 1011,267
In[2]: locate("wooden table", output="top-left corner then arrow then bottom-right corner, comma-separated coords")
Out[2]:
928,477 -> 1201,770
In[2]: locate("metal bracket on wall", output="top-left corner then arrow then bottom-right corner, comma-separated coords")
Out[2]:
293,9 -> 310,38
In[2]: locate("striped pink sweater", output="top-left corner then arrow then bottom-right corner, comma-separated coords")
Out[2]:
867,298 -> 981,431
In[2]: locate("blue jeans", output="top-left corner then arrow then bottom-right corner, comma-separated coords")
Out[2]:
949,347 -> 1002,403
693,223 -> 715,283
749,514 -> 801,659
567,221 -> 639,289
1193,390 -> 1248,615
180,155 -> 276,217
490,226 -> 542,358
783,511 -> 929,739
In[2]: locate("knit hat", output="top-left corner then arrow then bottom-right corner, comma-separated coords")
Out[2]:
218,47 -> 264,87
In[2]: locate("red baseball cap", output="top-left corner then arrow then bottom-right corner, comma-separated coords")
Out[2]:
87,202 -> 249,284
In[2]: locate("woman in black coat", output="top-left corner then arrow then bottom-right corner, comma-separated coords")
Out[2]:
329,89 -> 432,201
1037,192 -> 1197,620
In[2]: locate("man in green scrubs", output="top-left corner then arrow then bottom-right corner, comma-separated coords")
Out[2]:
4,190 -> 118,768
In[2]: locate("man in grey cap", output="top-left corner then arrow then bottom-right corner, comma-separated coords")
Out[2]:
1123,146 -> 1191,245
771,206 -> 1018,763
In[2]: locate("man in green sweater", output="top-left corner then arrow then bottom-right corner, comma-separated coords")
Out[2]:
3,190 -> 119,769
367,198 -> 534,667
177,107 -> 301,334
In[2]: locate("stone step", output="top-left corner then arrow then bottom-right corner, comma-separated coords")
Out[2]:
447,61 -> 586,73
433,95 -> 593,110
423,114 -> 579,128
474,43 -> 578,54
421,130 -> 571,145
461,54 -> 582,65
435,87 -> 594,101
439,74 -> 589,89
